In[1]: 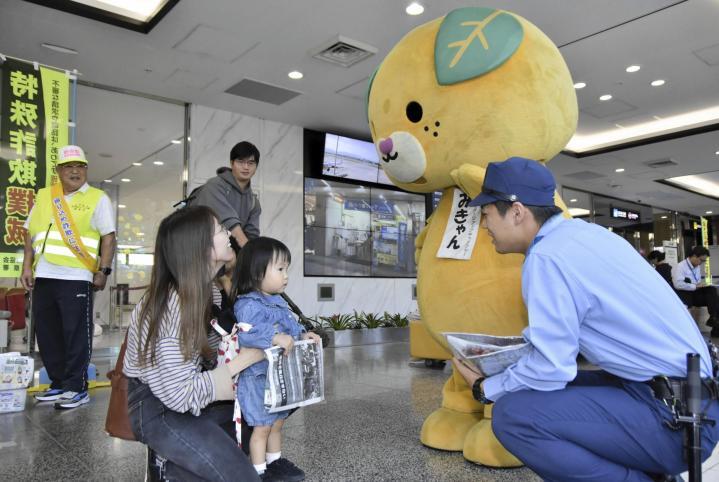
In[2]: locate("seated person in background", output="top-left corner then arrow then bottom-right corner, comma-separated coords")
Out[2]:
648,250 -> 673,287
672,246 -> 719,331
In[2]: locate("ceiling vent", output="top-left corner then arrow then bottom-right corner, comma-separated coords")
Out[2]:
645,158 -> 678,168
311,35 -> 377,68
224,79 -> 301,105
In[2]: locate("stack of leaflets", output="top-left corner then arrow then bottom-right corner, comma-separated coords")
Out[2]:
443,332 -> 531,377
264,339 -> 325,413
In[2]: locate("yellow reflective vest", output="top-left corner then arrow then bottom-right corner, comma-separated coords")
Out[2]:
28,185 -> 104,271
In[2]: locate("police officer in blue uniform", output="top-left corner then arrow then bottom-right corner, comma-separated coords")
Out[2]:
453,157 -> 719,481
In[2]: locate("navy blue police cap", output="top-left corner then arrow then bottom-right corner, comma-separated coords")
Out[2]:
468,157 -> 556,207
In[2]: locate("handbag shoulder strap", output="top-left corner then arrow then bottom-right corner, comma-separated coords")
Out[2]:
108,331 -> 129,377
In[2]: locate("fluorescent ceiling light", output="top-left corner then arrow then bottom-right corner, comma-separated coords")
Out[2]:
41,43 -> 78,55
660,215 -> 668,219
288,71 -> 304,80
599,94 -> 612,101
568,207 -> 591,217
171,139 -> 182,144
569,198 -> 577,203
660,171 -> 719,201
132,162 -> 142,166
651,79 -> 666,87
573,82 -> 586,89
566,104 -> 719,154
117,244 -> 141,250
118,204 -> 126,208
69,0 -> 168,22
707,211 -> 714,214
103,179 -> 112,183
153,161 -> 164,165
615,168 -> 625,173
406,2 -> 424,15
121,178 -> 131,182
625,65 -> 641,73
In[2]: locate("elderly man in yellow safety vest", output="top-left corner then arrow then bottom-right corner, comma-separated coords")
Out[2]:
21,145 -> 116,410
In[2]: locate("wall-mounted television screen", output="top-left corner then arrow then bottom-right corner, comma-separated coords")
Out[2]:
304,177 -> 426,277
304,129 -> 393,187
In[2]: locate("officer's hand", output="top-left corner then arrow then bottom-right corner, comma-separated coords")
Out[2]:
20,268 -> 34,291
451,357 -> 484,386
92,272 -> 108,291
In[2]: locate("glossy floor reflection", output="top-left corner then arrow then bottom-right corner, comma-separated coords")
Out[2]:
3,341 -> 719,481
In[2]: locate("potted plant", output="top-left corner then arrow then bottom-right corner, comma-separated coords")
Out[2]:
319,311 -> 410,347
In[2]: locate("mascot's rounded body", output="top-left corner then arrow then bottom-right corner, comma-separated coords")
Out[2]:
367,8 -> 577,467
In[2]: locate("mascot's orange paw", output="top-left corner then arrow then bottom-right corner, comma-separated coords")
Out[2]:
463,418 -> 523,468
420,407 -> 483,451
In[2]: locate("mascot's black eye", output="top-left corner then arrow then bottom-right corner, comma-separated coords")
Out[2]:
406,101 -> 423,123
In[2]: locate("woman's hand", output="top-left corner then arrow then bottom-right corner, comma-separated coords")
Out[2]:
225,348 -> 264,376
302,332 -> 322,345
273,333 -> 295,355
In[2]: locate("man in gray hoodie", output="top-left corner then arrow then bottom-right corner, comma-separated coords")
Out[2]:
193,141 -> 261,248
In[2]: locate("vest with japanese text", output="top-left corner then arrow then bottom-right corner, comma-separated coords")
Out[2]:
28,186 -> 103,271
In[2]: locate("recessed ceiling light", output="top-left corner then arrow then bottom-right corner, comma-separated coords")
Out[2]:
573,82 -> 586,89
104,179 -> 112,183
599,94 -> 612,101
41,43 -> 78,55
615,168 -> 625,173
651,79 -> 665,87
406,2 -> 424,15
121,178 -> 131,182
288,71 -> 303,80
153,161 -> 164,166
118,204 -> 126,209
569,198 -> 577,203
625,65 -> 641,73
707,211 -> 714,215
170,139 -> 182,144
132,162 -> 142,166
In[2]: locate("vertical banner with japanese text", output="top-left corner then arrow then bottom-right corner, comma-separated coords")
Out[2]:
0,59 -> 69,277
701,216 -> 711,284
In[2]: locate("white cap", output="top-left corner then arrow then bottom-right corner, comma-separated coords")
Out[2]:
57,145 -> 88,165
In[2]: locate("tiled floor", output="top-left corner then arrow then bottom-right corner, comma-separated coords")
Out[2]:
3,339 -> 719,481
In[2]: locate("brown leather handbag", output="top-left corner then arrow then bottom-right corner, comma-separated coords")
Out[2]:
104,332 -> 136,441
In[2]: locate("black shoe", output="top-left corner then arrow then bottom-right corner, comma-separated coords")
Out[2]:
266,458 -> 305,482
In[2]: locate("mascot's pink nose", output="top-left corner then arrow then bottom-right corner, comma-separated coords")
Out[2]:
378,138 -> 394,155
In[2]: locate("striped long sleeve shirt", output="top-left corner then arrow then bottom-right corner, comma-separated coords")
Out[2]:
123,288 -> 234,415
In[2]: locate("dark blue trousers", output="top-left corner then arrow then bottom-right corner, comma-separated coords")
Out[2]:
492,370 -> 719,481
128,378 -> 259,482
33,278 -> 93,392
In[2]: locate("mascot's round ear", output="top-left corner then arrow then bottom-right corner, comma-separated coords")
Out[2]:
365,64 -> 381,123
435,7 -> 523,86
